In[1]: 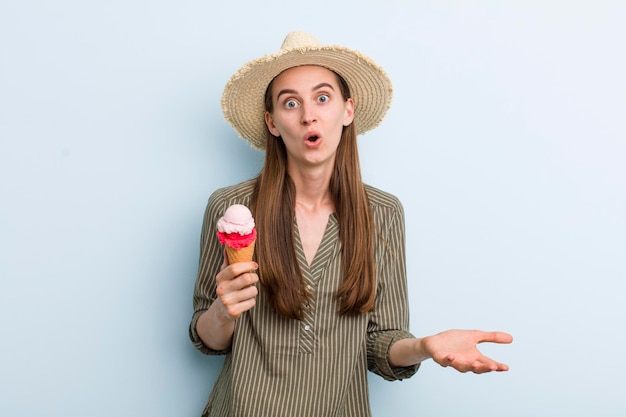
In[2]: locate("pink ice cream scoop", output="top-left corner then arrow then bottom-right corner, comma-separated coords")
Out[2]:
216,205 -> 257,262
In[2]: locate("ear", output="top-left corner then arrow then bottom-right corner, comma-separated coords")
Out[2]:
343,98 -> 355,126
265,112 -> 281,137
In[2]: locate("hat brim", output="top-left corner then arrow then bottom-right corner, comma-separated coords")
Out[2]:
221,45 -> 393,150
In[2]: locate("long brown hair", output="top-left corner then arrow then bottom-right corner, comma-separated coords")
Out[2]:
250,70 -> 375,320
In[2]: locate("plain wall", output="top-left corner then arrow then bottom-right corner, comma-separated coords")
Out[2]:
1,1 -> 624,416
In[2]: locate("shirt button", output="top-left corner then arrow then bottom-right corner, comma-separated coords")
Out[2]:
304,325 -> 311,331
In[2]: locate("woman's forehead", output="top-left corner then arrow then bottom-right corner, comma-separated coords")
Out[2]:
271,65 -> 338,90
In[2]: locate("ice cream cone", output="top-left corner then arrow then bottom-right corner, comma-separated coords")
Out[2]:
225,241 -> 256,264
216,204 -> 256,264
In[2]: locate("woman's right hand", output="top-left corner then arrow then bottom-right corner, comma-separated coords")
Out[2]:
196,254 -> 259,351
213,256 -> 259,323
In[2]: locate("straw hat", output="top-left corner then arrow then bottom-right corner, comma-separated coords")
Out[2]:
221,31 -> 393,150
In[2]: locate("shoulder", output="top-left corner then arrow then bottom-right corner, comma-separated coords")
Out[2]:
364,183 -> 404,214
208,178 -> 256,206
365,184 -> 406,239
204,178 -> 256,222
365,184 -> 407,261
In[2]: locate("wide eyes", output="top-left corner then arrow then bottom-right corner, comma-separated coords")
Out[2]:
317,94 -> 329,103
282,94 -> 330,109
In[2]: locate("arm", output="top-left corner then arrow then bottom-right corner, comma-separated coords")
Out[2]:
189,185 -> 258,354
366,190 -> 512,376
195,258 -> 259,351
366,192 -> 420,381
389,330 -> 513,373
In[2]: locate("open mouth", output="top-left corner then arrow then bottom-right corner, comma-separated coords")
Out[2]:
305,133 -> 320,143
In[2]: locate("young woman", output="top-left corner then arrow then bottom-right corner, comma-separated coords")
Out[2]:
190,31 -> 513,417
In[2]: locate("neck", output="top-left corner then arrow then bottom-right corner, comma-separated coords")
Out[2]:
288,164 -> 334,211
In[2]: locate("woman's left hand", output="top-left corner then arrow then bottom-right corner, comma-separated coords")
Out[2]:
422,329 -> 513,373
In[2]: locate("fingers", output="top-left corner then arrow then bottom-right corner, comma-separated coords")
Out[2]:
433,347 -> 511,374
427,329 -> 512,374
473,331 -> 512,372
217,261 -> 258,282
465,357 -> 509,374
444,355 -> 510,374
215,261 -> 259,321
216,264 -> 259,299
479,331 -> 514,345
218,284 -> 258,320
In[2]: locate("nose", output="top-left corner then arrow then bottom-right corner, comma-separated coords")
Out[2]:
301,104 -> 317,125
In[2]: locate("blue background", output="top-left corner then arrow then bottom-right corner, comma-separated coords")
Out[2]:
1,1 -> 625,416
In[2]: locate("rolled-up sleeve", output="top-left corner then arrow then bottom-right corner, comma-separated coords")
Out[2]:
366,193 -> 420,381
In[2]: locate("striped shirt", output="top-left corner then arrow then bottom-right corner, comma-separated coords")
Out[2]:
190,179 -> 419,417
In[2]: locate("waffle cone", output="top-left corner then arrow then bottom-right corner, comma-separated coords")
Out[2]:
225,241 -> 256,264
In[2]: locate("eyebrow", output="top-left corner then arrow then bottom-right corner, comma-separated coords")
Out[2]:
276,82 -> 336,101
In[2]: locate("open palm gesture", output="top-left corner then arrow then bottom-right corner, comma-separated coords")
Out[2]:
423,329 -> 513,374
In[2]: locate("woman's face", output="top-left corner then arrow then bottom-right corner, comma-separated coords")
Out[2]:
265,65 -> 354,171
